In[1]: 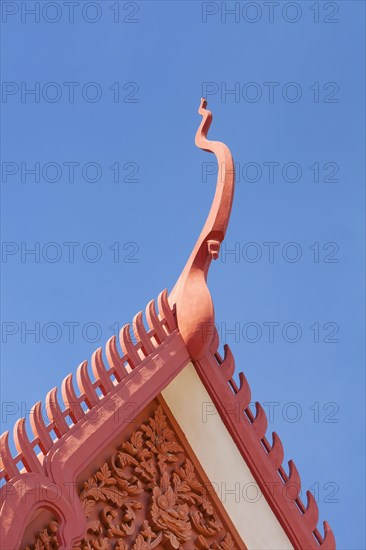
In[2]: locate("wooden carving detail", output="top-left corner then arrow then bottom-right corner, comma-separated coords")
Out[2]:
24,405 -> 238,550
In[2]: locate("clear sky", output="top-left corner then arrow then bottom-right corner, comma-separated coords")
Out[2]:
1,1 -> 365,548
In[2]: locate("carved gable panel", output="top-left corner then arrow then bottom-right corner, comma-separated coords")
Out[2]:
23,399 -> 245,550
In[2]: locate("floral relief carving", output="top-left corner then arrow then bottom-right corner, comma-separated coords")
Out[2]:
24,405 -> 240,550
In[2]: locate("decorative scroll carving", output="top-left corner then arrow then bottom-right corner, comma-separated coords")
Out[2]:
24,521 -> 59,550
23,405 -> 240,550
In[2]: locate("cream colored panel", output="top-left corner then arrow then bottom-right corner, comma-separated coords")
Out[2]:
162,362 -> 293,550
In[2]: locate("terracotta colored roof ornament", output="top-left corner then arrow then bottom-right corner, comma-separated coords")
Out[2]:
0,100 -> 336,550
170,98 -> 235,360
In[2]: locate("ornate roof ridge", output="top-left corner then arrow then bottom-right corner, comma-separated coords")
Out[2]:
0,297 -> 336,549
0,289 -> 177,483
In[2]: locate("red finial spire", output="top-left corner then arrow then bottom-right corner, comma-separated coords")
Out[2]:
170,98 -> 235,359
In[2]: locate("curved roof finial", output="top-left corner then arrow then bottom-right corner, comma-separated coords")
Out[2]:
169,98 -> 235,359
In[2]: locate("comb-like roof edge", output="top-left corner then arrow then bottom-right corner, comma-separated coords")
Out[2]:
0,289 -> 175,483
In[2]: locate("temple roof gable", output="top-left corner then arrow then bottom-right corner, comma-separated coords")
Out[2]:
0,101 -> 336,550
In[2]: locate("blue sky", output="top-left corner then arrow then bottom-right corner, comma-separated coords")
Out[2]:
1,1 -> 365,548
